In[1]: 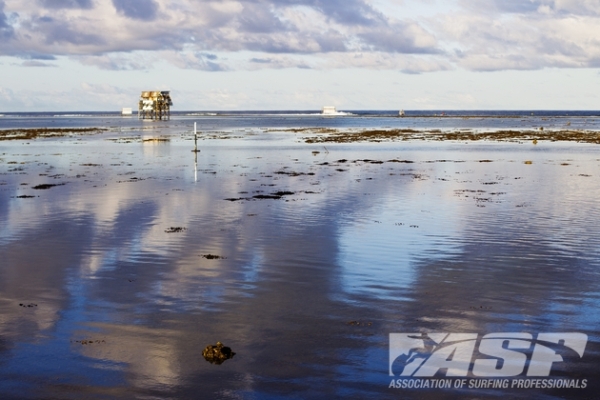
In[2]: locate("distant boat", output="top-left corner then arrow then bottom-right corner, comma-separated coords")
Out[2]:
322,106 -> 337,115
121,107 -> 133,116
399,109 -> 405,117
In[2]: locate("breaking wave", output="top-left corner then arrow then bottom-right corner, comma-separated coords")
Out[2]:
321,111 -> 354,116
53,114 -> 93,117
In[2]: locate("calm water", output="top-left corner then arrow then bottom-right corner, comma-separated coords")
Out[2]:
1,113 -> 600,399
1,109 -> 600,131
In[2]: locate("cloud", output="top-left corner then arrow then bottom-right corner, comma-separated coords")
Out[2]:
459,0 -> 546,14
21,53 -> 57,60
250,57 -> 272,64
0,85 -> 15,102
17,60 -> 56,67
311,0 -> 385,26
252,0 -> 386,26
112,0 -> 159,21
322,51 -> 451,73
552,0 -> 600,16
0,1 -> 437,57
358,21 -> 439,54
0,1 -> 14,40
1,0 -> 599,74
432,5 -> 600,71
38,0 -> 94,9
246,54 -> 311,69
75,53 -> 149,70
161,51 -> 228,71
237,3 -> 289,34
82,83 -> 141,107
459,0 -> 600,17
32,15 -> 107,47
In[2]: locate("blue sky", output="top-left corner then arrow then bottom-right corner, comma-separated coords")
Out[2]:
1,0 -> 599,111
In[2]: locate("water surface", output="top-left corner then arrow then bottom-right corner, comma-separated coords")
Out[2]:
1,116 -> 600,399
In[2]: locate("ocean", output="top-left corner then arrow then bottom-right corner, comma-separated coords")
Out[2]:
1,109 -> 600,131
1,111 -> 600,399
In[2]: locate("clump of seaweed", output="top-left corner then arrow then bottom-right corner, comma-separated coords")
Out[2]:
268,127 -> 339,134
303,128 -> 600,144
304,128 -> 422,143
202,342 -> 235,364
253,194 -> 283,199
275,170 -> 314,176
226,190 -> 295,201
72,339 -> 106,345
0,127 -> 106,141
202,254 -> 226,259
165,227 -> 186,233
32,183 -> 65,190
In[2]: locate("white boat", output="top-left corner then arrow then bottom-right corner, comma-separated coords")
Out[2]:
399,109 -> 405,117
322,106 -> 337,115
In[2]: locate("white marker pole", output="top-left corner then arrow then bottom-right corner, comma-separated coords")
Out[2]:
194,122 -> 198,182
194,122 -> 198,151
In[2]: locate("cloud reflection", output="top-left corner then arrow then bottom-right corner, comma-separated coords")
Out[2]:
1,135 -> 600,397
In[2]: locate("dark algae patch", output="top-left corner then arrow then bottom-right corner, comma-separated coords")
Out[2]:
32,183 -> 66,190
304,128 -> 600,144
275,170 -> 315,176
71,339 -> 106,345
226,191 -> 296,201
0,127 -> 107,141
253,194 -> 284,199
165,227 -> 186,233
304,128 -> 425,143
202,254 -> 226,259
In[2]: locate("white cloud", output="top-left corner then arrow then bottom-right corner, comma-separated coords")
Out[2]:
2,0 -> 600,110
0,0 -> 443,73
432,4 -> 600,71
2,0 -> 597,74
75,54 -> 150,70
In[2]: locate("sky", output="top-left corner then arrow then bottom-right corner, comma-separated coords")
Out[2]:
0,0 -> 600,111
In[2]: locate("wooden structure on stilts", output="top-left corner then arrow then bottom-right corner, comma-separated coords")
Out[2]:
138,91 -> 173,120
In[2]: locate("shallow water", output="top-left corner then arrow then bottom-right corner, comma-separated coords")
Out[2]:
1,109 -> 600,132
1,119 -> 600,399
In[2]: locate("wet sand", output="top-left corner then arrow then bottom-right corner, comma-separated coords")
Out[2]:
1,125 -> 600,399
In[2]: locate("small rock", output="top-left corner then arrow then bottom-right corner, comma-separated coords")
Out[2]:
202,341 -> 235,365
